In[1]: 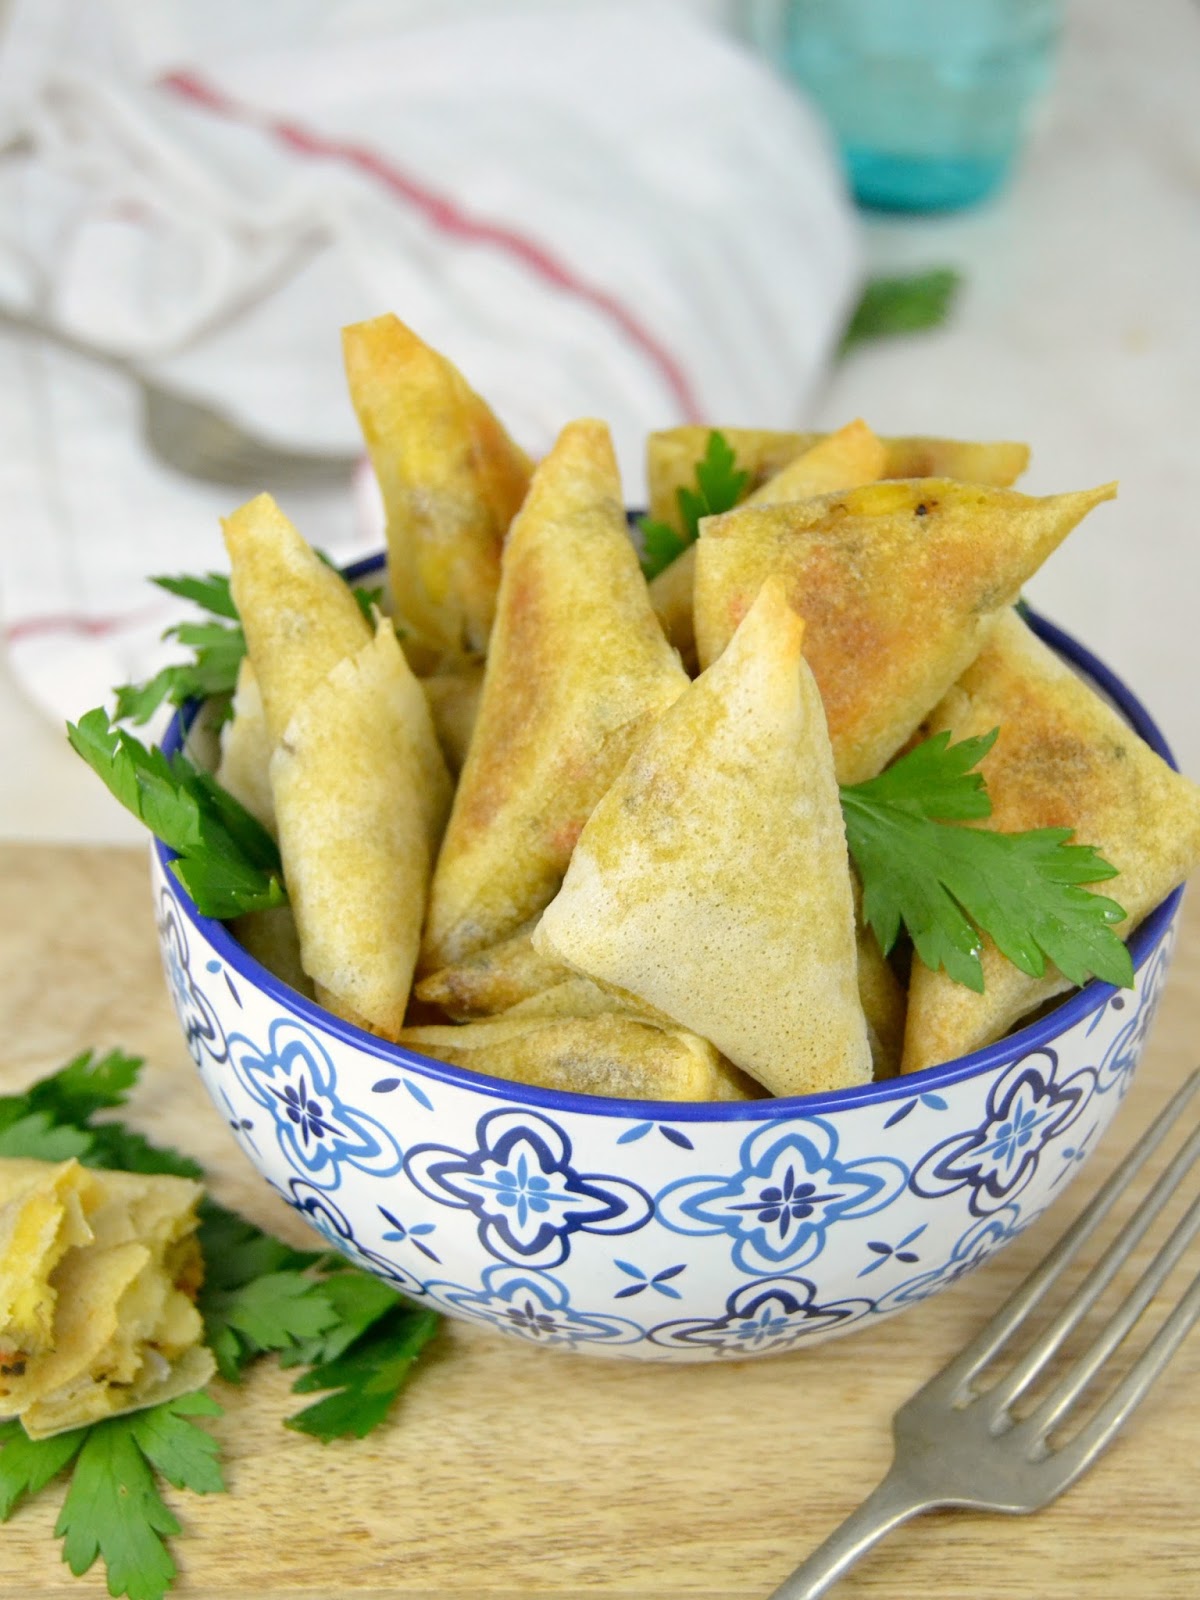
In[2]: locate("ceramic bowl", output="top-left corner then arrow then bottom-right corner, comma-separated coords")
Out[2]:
152,577 -> 1182,1363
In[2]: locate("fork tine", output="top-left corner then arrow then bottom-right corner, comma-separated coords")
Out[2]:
1017,1192 -> 1200,1444
983,1116 -> 1200,1417
1043,1263 -> 1200,1492
930,1068 -> 1200,1401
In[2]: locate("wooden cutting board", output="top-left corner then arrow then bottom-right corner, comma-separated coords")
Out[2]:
1,843 -> 1197,1600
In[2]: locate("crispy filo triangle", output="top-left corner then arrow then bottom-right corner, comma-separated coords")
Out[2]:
694,479 -> 1116,784
0,1168 -> 213,1440
649,419 -> 888,666
270,618 -> 452,1037
536,578 -> 872,1098
400,1015 -> 753,1101
902,610 -> 1200,1073
343,313 -> 533,661
646,426 -> 1031,536
421,419 -> 688,970
223,492 -> 372,747
0,1159 -> 98,1359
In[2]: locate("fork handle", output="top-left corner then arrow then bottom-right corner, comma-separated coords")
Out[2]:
765,1462 -> 937,1599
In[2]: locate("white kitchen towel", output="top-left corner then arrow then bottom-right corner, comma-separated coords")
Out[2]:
0,0 -> 860,723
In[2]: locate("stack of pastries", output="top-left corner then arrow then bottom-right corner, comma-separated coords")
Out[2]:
212,314 -> 1200,1103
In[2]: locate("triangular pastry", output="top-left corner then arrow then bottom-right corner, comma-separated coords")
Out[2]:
693,478 -> 1116,783
902,610 -> 1200,1072
223,492 -> 371,747
343,313 -> 532,660
270,618 -> 452,1036
421,419 -> 688,969
536,578 -> 872,1097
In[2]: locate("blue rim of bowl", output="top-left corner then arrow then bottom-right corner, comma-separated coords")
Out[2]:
157,553 -> 1184,1123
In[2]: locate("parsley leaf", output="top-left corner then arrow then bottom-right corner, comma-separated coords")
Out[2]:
0,1420 -> 86,1519
0,1115 -> 94,1162
638,518 -> 691,579
286,1301 -> 441,1443
639,429 -> 749,579
840,268 -> 962,351
152,572 -> 239,620
66,708 -> 286,920
21,1046 -> 143,1124
86,1124 -> 204,1180
192,1196 -> 439,1435
201,1266 -> 341,1381
114,573 -> 244,726
277,1270 -> 403,1370
0,1049 -> 188,1169
840,729 -> 1134,993
195,1204 -> 408,1389
55,1396 -> 224,1600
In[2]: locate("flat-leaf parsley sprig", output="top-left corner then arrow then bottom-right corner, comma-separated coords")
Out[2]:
639,429 -> 749,579
66,708 -> 286,920
0,1049 -> 442,1600
839,728 -> 1133,993
114,573 -> 246,727
840,268 -> 962,352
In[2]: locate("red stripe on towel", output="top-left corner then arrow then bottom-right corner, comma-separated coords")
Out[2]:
160,69 -> 703,423
5,607 -> 163,644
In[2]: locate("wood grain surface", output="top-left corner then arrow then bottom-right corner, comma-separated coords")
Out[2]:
0,844 -> 1197,1600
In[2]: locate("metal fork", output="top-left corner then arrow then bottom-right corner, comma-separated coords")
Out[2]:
767,1068 -> 1200,1599
1,306 -> 359,487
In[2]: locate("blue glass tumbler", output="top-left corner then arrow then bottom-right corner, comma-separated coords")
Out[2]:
739,0 -> 1062,212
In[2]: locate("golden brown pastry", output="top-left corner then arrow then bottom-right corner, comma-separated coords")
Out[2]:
693,478 -> 1116,783
415,916 -> 571,1019
421,418 -> 688,970
536,577 -> 873,1098
0,1159 -> 97,1358
215,655 -> 276,834
420,665 -> 484,777
270,618 -> 452,1036
902,609 -> 1200,1072
223,492 -> 372,746
342,313 -> 533,660
0,1165 -> 212,1440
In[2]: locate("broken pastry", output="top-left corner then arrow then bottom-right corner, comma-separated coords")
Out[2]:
0,1163 -> 213,1440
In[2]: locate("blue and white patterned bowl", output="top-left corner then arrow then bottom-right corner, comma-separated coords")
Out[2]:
152,592 -> 1182,1363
